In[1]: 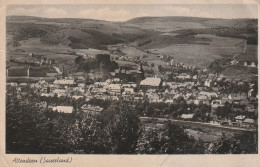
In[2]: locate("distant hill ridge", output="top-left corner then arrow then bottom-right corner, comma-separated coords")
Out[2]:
6,15 -> 257,50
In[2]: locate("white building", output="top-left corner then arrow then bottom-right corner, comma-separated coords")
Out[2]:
140,77 -> 162,89
53,106 -> 74,114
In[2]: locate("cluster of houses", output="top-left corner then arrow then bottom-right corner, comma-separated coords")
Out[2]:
244,61 -> 257,68
6,56 -> 258,129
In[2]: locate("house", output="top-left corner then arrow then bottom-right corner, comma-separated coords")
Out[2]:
177,73 -> 191,80
217,74 -> 226,81
249,62 -> 257,67
134,96 -> 143,102
28,52 -> 33,57
54,79 -> 76,86
165,99 -> 174,104
110,96 -> 120,101
193,75 -> 198,80
248,89 -> 257,98
180,114 -> 194,120
228,93 -> 247,101
140,77 -> 162,90
242,118 -> 255,128
92,87 -> 107,94
244,61 -> 249,66
7,82 -> 18,87
57,93 -> 66,97
204,79 -> 212,87
72,95 -> 84,100
53,106 -> 74,114
41,93 -> 54,97
146,92 -> 162,103
123,87 -> 135,94
19,83 -> 27,86
244,61 -> 257,67
199,91 -> 218,98
107,84 -> 121,95
197,95 -> 208,100
211,100 -> 224,110
94,82 -> 107,87
78,83 -> 86,88
235,115 -> 246,123
81,104 -> 103,114
203,68 -> 208,72
53,88 -> 66,94
122,83 -> 137,88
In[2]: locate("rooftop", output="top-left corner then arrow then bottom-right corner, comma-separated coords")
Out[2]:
54,79 -> 75,85
140,77 -> 161,87
53,106 -> 74,113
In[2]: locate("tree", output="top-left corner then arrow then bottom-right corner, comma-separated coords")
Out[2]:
66,114 -> 104,153
158,65 -> 163,72
205,133 -> 257,154
136,122 -> 205,154
104,101 -> 141,153
6,102 -> 49,153
75,56 -> 84,64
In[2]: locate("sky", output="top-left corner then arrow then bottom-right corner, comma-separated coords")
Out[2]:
6,4 -> 258,21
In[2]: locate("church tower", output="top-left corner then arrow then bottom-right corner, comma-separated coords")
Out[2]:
137,61 -> 145,79
136,61 -> 145,84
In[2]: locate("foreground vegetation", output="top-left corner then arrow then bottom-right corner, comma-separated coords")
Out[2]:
6,95 -> 257,154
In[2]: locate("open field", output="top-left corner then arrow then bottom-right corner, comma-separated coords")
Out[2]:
6,16 -> 258,78
145,34 -> 252,68
121,46 -> 147,58
126,21 -> 209,32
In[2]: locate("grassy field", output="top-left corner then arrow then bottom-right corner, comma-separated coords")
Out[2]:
6,16 -> 258,77
121,46 -> 147,58
145,34 -> 248,68
126,21 -> 209,32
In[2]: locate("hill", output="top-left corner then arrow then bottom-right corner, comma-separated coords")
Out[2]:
126,16 -> 257,30
7,16 -> 152,50
6,16 -> 258,77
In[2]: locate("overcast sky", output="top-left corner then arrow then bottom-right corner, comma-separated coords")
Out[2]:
6,4 -> 258,21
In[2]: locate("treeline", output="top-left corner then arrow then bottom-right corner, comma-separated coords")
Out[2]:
7,23 -> 59,41
68,29 -> 125,49
75,54 -> 118,73
173,27 -> 257,45
6,95 -> 258,154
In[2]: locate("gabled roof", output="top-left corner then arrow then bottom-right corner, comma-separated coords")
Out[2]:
53,106 -> 74,113
235,115 -> 246,120
181,114 -> 194,119
54,79 -> 75,85
140,77 -> 161,87
243,118 -> 255,124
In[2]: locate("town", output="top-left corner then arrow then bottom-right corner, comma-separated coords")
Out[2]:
6,51 -> 258,131
5,10 -> 258,154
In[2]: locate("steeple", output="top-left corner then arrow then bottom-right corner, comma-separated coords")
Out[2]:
137,60 -> 144,79
138,60 -> 143,72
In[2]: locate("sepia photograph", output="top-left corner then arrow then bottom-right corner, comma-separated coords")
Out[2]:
5,3 -> 258,155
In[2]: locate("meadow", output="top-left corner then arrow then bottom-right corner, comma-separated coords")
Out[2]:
6,16 -> 258,78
